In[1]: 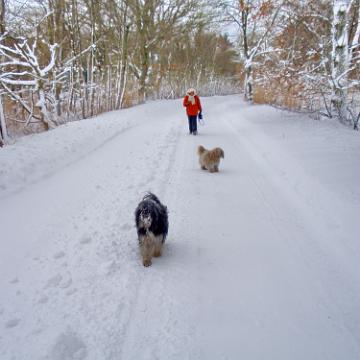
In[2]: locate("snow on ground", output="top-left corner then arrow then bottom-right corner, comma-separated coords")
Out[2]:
0,95 -> 360,360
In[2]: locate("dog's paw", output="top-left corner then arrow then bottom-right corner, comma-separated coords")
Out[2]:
153,251 -> 162,257
143,259 -> 152,267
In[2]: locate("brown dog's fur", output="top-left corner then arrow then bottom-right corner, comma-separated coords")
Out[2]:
197,145 -> 224,173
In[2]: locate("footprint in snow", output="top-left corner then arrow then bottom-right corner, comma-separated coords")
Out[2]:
79,236 -> 92,245
97,261 -> 116,276
45,274 -> 63,288
5,318 -> 20,329
59,275 -> 73,289
51,330 -> 87,360
45,274 -> 72,289
53,251 -> 66,260
9,277 -> 19,284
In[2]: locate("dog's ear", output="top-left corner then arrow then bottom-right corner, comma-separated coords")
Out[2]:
215,148 -> 224,158
215,148 -> 224,159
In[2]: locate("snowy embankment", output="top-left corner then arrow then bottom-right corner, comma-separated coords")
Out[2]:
0,95 -> 360,360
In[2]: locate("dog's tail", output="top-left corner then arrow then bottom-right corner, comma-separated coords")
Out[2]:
143,192 -> 161,205
197,145 -> 206,156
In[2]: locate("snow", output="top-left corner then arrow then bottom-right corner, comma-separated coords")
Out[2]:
1,95 -> 360,359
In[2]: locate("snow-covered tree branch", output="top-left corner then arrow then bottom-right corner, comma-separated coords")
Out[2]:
0,34 -> 58,129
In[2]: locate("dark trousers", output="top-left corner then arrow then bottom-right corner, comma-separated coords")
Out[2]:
188,115 -> 197,133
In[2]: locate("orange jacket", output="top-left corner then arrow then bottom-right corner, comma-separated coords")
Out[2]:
183,95 -> 202,116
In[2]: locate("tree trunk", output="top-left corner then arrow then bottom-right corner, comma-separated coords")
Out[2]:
116,19 -> 130,109
38,82 -> 57,129
0,95 -> 8,145
241,6 -> 252,101
244,60 -> 253,101
331,0 -> 351,123
0,0 -> 5,34
48,0 -> 66,118
139,42 -> 149,103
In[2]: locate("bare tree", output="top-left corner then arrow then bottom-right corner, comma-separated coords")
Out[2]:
0,31 -> 58,129
105,0 -> 131,109
127,0 -> 200,102
223,0 -> 284,101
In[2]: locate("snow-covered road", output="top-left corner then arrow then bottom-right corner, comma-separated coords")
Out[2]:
1,95 -> 360,359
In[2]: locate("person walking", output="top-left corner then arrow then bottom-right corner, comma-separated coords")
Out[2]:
183,88 -> 202,135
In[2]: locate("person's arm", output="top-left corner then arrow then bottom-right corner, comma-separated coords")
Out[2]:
183,96 -> 190,107
196,96 -> 202,113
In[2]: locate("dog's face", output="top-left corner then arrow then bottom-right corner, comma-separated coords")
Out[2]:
138,205 -> 153,229
214,148 -> 224,159
135,193 -> 168,239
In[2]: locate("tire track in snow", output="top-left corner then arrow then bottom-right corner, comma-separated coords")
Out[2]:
116,118 -> 199,360
0,122 -> 141,201
69,113 -> 187,359
222,114 -> 360,356
82,115 -> 185,359
0,110 -> 186,360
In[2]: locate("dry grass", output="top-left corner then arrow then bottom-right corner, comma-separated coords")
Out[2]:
254,80 -> 307,111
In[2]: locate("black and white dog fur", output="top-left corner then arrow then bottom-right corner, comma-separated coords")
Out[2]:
135,193 -> 169,267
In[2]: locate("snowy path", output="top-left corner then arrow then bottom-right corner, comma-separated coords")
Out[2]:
1,95 -> 360,359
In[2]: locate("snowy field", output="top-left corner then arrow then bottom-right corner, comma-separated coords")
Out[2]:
1,95 -> 360,360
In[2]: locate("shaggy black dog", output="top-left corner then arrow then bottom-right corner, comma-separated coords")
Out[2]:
135,193 -> 168,267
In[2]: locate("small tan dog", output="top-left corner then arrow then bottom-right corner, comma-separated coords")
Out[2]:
197,145 -> 224,173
